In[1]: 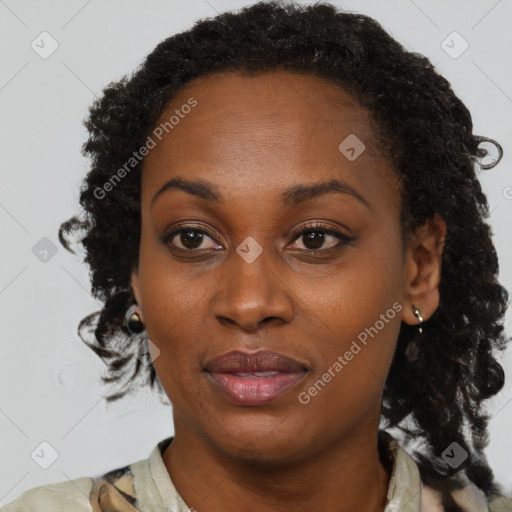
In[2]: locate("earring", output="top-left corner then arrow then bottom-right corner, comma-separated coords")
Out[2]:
405,304 -> 423,362
412,305 -> 424,334
125,304 -> 145,334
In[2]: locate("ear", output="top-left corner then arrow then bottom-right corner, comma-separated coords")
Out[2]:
130,267 -> 142,308
401,213 -> 447,327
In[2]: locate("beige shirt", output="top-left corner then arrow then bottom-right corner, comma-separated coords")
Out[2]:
2,432 -> 510,511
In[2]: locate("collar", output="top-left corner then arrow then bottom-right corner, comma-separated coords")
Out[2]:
139,432 -> 488,512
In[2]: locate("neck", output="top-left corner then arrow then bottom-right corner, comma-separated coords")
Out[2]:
162,425 -> 392,512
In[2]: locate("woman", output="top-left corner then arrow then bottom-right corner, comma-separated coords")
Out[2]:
4,1 -> 511,511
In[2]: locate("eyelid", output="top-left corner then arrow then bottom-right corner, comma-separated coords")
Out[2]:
163,221 -> 353,252
287,222 -> 354,251
162,223 -> 221,249
289,221 -> 351,240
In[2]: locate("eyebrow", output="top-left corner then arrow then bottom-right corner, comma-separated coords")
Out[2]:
150,176 -> 371,210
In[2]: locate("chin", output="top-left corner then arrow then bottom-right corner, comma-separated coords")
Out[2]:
205,414 -> 309,465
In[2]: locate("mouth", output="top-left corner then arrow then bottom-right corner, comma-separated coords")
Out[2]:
204,350 -> 309,406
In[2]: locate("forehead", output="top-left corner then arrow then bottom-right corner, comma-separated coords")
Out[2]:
141,70 -> 399,212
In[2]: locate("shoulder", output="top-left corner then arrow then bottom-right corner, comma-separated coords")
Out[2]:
1,439 -> 173,512
2,461 -> 140,512
1,476 -> 94,511
420,483 -> 512,512
488,493 -> 512,512
380,431 -> 512,512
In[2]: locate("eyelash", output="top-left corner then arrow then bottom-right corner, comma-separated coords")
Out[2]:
162,222 -> 353,253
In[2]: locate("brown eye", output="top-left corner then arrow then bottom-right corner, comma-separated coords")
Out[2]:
296,230 -> 335,250
288,224 -> 353,252
164,227 -> 220,251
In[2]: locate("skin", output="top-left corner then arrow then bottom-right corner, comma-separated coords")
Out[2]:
130,70 -> 447,512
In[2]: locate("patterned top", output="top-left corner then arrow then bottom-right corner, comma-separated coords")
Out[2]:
2,431 -> 511,511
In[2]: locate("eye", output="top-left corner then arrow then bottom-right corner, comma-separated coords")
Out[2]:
164,226 -> 221,251
163,223 -> 353,253
288,223 -> 353,251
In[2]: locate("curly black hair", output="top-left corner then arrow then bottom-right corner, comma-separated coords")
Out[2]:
58,0 -> 510,503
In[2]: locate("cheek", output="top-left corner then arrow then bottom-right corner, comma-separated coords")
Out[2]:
303,247 -> 402,346
138,223 -> 209,329
298,243 -> 403,406
141,276 -> 208,367
137,234 -> 210,383
297,292 -> 401,439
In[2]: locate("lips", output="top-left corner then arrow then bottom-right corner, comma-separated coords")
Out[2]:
205,350 -> 308,373
204,350 -> 309,406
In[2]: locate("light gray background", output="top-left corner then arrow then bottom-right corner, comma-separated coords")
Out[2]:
1,0 -> 511,505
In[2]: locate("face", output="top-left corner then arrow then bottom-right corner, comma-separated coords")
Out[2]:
130,70 -> 444,463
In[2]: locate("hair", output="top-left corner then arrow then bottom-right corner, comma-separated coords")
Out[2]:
58,0 -> 510,503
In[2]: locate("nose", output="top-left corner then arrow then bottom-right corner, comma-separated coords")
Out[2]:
213,246 -> 294,332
